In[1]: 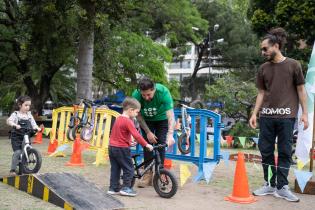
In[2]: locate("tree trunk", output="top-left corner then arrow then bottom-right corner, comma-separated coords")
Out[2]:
76,1 -> 95,102
188,40 -> 209,100
76,30 -> 94,102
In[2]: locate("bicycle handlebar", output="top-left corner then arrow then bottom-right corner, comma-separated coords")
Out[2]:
13,128 -> 38,136
180,104 -> 195,109
79,98 -> 96,106
152,144 -> 168,150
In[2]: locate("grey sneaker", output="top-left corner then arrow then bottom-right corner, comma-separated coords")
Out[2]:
253,183 -> 276,196
119,187 -> 137,197
274,185 -> 299,202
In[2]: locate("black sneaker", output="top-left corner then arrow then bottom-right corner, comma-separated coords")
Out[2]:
107,188 -> 120,195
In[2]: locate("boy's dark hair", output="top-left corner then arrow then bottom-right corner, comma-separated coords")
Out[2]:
122,97 -> 141,111
138,77 -> 155,91
15,95 -> 32,110
263,27 -> 287,50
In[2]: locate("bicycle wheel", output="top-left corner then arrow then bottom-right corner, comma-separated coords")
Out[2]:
66,127 -> 75,141
177,133 -> 191,154
71,125 -> 82,140
153,169 -> 178,198
80,126 -> 93,142
21,148 -> 42,174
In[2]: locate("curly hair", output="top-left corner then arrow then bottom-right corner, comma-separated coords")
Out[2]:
263,27 -> 287,50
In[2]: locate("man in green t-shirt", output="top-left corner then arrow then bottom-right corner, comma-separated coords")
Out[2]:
132,77 -> 175,188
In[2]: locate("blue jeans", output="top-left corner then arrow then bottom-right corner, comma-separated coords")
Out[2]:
258,117 -> 295,189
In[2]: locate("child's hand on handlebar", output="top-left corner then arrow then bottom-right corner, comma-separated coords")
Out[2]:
145,144 -> 154,151
15,125 -> 21,130
36,127 -> 41,132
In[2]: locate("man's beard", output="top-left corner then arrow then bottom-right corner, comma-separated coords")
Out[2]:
265,51 -> 276,62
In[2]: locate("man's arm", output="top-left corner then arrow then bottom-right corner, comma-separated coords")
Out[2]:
297,84 -> 309,130
136,113 -> 158,144
249,89 -> 265,129
166,109 -> 175,135
136,113 -> 151,134
166,109 -> 175,146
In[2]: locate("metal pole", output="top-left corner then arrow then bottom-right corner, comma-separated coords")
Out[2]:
208,31 -> 211,86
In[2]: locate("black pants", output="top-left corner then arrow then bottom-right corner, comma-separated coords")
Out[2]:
10,132 -> 23,151
142,120 -> 168,168
258,117 -> 295,189
109,146 -> 134,190
10,131 -> 23,172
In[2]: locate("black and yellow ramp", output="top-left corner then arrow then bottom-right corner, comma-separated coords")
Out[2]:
0,173 -> 124,210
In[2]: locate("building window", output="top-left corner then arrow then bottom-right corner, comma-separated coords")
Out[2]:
181,60 -> 191,69
169,74 -> 180,81
169,60 -> 191,69
169,62 -> 181,69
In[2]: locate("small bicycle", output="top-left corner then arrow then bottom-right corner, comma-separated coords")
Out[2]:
66,104 -> 80,141
177,103 -> 193,154
130,144 -> 178,198
67,99 -> 96,141
12,123 -> 42,175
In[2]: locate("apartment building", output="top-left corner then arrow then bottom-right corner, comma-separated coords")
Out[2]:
165,42 -> 226,82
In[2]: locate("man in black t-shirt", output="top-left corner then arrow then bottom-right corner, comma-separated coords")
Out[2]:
249,28 -> 308,202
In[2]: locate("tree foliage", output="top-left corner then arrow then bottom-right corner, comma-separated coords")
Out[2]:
183,0 -> 260,99
0,0 -> 205,113
0,0 -> 77,113
92,0 -> 206,98
194,0 -> 261,71
93,28 -> 172,95
205,73 -> 257,122
248,0 -> 315,69
218,0 -> 250,18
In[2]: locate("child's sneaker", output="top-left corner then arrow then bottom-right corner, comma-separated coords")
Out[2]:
107,188 -> 120,195
119,187 -> 137,197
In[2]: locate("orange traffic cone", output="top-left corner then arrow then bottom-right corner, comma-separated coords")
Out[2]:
66,135 -> 84,167
224,152 -> 257,204
33,125 -> 44,144
164,159 -> 172,169
47,139 -> 58,154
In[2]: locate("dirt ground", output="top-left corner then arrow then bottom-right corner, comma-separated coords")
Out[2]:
0,136 -> 315,210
